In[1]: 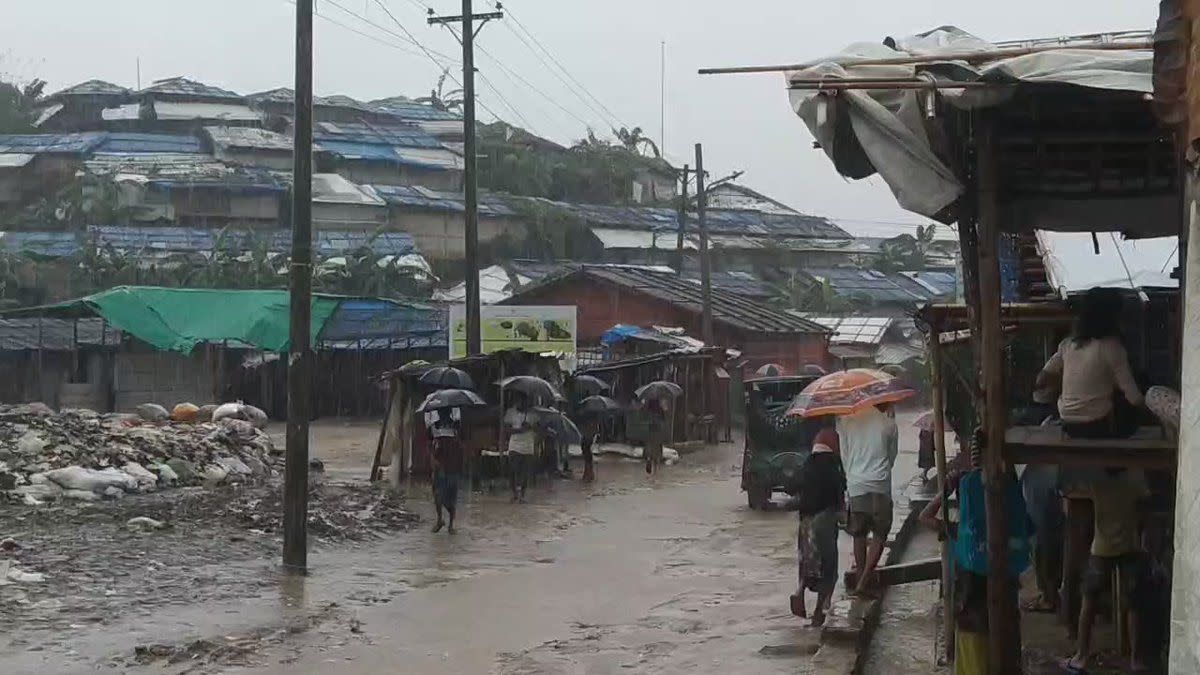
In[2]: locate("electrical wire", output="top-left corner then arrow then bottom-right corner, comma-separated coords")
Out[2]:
324,0 -> 459,63
495,1 -> 629,130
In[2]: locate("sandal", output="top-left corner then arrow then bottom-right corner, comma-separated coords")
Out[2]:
1022,594 -> 1057,613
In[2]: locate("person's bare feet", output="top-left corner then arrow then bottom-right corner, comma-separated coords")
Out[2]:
432,520 -> 444,533
447,524 -> 456,535
809,611 -> 826,627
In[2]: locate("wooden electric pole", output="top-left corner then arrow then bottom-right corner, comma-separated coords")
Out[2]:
694,144 -> 713,345
430,1 -> 503,356
284,0 -> 314,574
675,164 -> 690,275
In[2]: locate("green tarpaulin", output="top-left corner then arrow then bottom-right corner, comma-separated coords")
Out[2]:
4,287 -> 341,353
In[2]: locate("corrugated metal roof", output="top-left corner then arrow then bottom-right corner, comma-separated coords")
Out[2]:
316,141 -> 460,170
369,184 -> 515,216
314,121 -> 442,149
46,79 -> 133,101
153,101 -> 261,122
140,77 -> 241,100
84,154 -> 289,194
0,132 -> 107,155
0,227 -> 419,258
369,98 -> 461,121
319,299 -> 447,347
805,316 -> 894,346
246,87 -> 295,104
507,265 -> 828,335
0,318 -> 121,351
805,267 -> 942,304
312,173 -> 385,206
204,126 -> 292,151
701,271 -> 774,300
0,153 -> 35,168
591,227 -> 692,250
94,133 -> 203,154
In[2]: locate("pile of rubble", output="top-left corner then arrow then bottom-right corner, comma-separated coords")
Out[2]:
0,403 -> 279,505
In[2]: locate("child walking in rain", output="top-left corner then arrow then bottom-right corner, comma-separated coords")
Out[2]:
429,409 -> 464,534
791,417 -> 844,626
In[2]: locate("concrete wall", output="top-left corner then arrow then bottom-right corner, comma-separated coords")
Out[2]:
387,209 -> 526,261
336,162 -> 462,192
113,348 -> 214,412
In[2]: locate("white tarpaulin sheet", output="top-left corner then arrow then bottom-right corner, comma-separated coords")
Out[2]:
1038,231 -> 1177,293
788,26 -> 1154,223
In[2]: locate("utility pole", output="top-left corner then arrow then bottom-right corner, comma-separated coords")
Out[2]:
284,0 -> 314,574
430,1 -> 503,356
694,143 -> 713,345
675,164 -> 689,276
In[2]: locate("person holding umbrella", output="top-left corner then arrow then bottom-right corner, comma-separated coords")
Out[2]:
428,409 -> 464,534
574,395 -> 620,483
635,381 -> 682,475
503,395 -> 538,502
786,368 -> 913,597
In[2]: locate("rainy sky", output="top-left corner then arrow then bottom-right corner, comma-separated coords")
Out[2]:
0,0 -> 1157,238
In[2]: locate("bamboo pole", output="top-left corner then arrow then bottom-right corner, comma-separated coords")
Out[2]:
929,332 -> 954,661
788,81 -> 998,91
698,40 -> 1151,75
369,381 -> 396,482
976,118 -> 1020,674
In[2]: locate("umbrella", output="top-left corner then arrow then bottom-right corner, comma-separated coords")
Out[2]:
635,380 -> 683,402
785,368 -> 916,419
419,366 -> 476,390
529,406 -> 583,445
572,374 -> 611,395
914,410 -> 934,430
416,388 -> 486,413
802,364 -> 828,377
497,375 -> 561,404
576,395 -> 622,417
755,363 -> 786,377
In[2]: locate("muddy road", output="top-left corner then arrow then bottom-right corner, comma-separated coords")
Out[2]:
3,416 -> 922,674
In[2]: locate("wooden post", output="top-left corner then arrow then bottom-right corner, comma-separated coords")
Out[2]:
695,144 -> 714,346
369,381 -> 396,482
283,0 -> 314,575
929,332 -> 954,661
976,120 -> 1020,673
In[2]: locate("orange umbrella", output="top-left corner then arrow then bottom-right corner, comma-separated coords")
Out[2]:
785,368 -> 916,418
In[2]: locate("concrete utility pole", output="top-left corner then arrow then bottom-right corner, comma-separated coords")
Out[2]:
430,1 -> 503,356
284,0 -> 314,574
694,143 -> 713,345
675,164 -> 689,276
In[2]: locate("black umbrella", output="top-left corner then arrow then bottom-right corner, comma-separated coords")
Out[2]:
577,395 -> 622,417
416,388 -> 486,413
530,407 -> 583,445
419,366 -> 476,390
635,380 -> 683,402
572,375 -> 611,395
497,375 -> 561,404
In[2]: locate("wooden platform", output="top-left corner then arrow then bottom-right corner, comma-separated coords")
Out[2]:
1003,426 -> 1176,469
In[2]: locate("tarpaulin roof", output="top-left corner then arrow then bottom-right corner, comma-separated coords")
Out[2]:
0,227 -> 419,258
45,79 -> 132,101
0,132 -> 107,155
319,299 -> 447,349
94,133 -> 204,154
140,77 -> 241,100
2,287 -> 340,353
788,26 -> 1169,236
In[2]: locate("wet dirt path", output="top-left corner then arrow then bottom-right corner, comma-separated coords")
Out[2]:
4,414 -> 923,674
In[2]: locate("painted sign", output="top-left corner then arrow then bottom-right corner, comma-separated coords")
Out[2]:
449,305 -> 577,359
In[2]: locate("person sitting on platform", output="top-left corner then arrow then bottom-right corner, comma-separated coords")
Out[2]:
1034,287 -> 1144,439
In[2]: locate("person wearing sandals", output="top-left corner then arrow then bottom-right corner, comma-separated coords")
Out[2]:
790,418 -> 844,626
1059,467 -> 1151,674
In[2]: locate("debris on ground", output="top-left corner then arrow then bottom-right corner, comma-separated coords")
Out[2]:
0,404 -> 279,504
216,481 -> 419,541
125,516 -> 167,532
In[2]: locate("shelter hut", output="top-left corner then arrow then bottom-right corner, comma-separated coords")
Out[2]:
703,25 -> 1183,672
576,345 -> 729,447
373,349 -> 563,484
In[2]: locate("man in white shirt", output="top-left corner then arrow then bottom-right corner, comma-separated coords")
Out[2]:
503,402 -> 537,502
837,404 -> 899,596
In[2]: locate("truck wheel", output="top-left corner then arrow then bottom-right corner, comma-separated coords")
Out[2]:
747,480 -> 771,510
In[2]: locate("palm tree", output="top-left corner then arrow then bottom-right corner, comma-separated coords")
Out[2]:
0,78 -> 45,134
416,72 -> 464,114
613,126 -> 661,159
873,224 -> 953,272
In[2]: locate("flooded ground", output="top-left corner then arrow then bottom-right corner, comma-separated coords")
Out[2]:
2,414 -> 924,674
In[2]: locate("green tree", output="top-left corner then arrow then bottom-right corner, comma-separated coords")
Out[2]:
415,72 -> 464,114
0,78 -> 45,134
613,126 -> 660,159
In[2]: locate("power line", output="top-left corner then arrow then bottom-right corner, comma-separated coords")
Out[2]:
476,72 -> 534,129
371,0 -> 507,121
324,0 -> 459,63
486,2 -> 623,131
475,43 -> 593,129
496,1 -> 630,131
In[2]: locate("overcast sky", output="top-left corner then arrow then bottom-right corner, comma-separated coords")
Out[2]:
0,0 -> 1157,237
